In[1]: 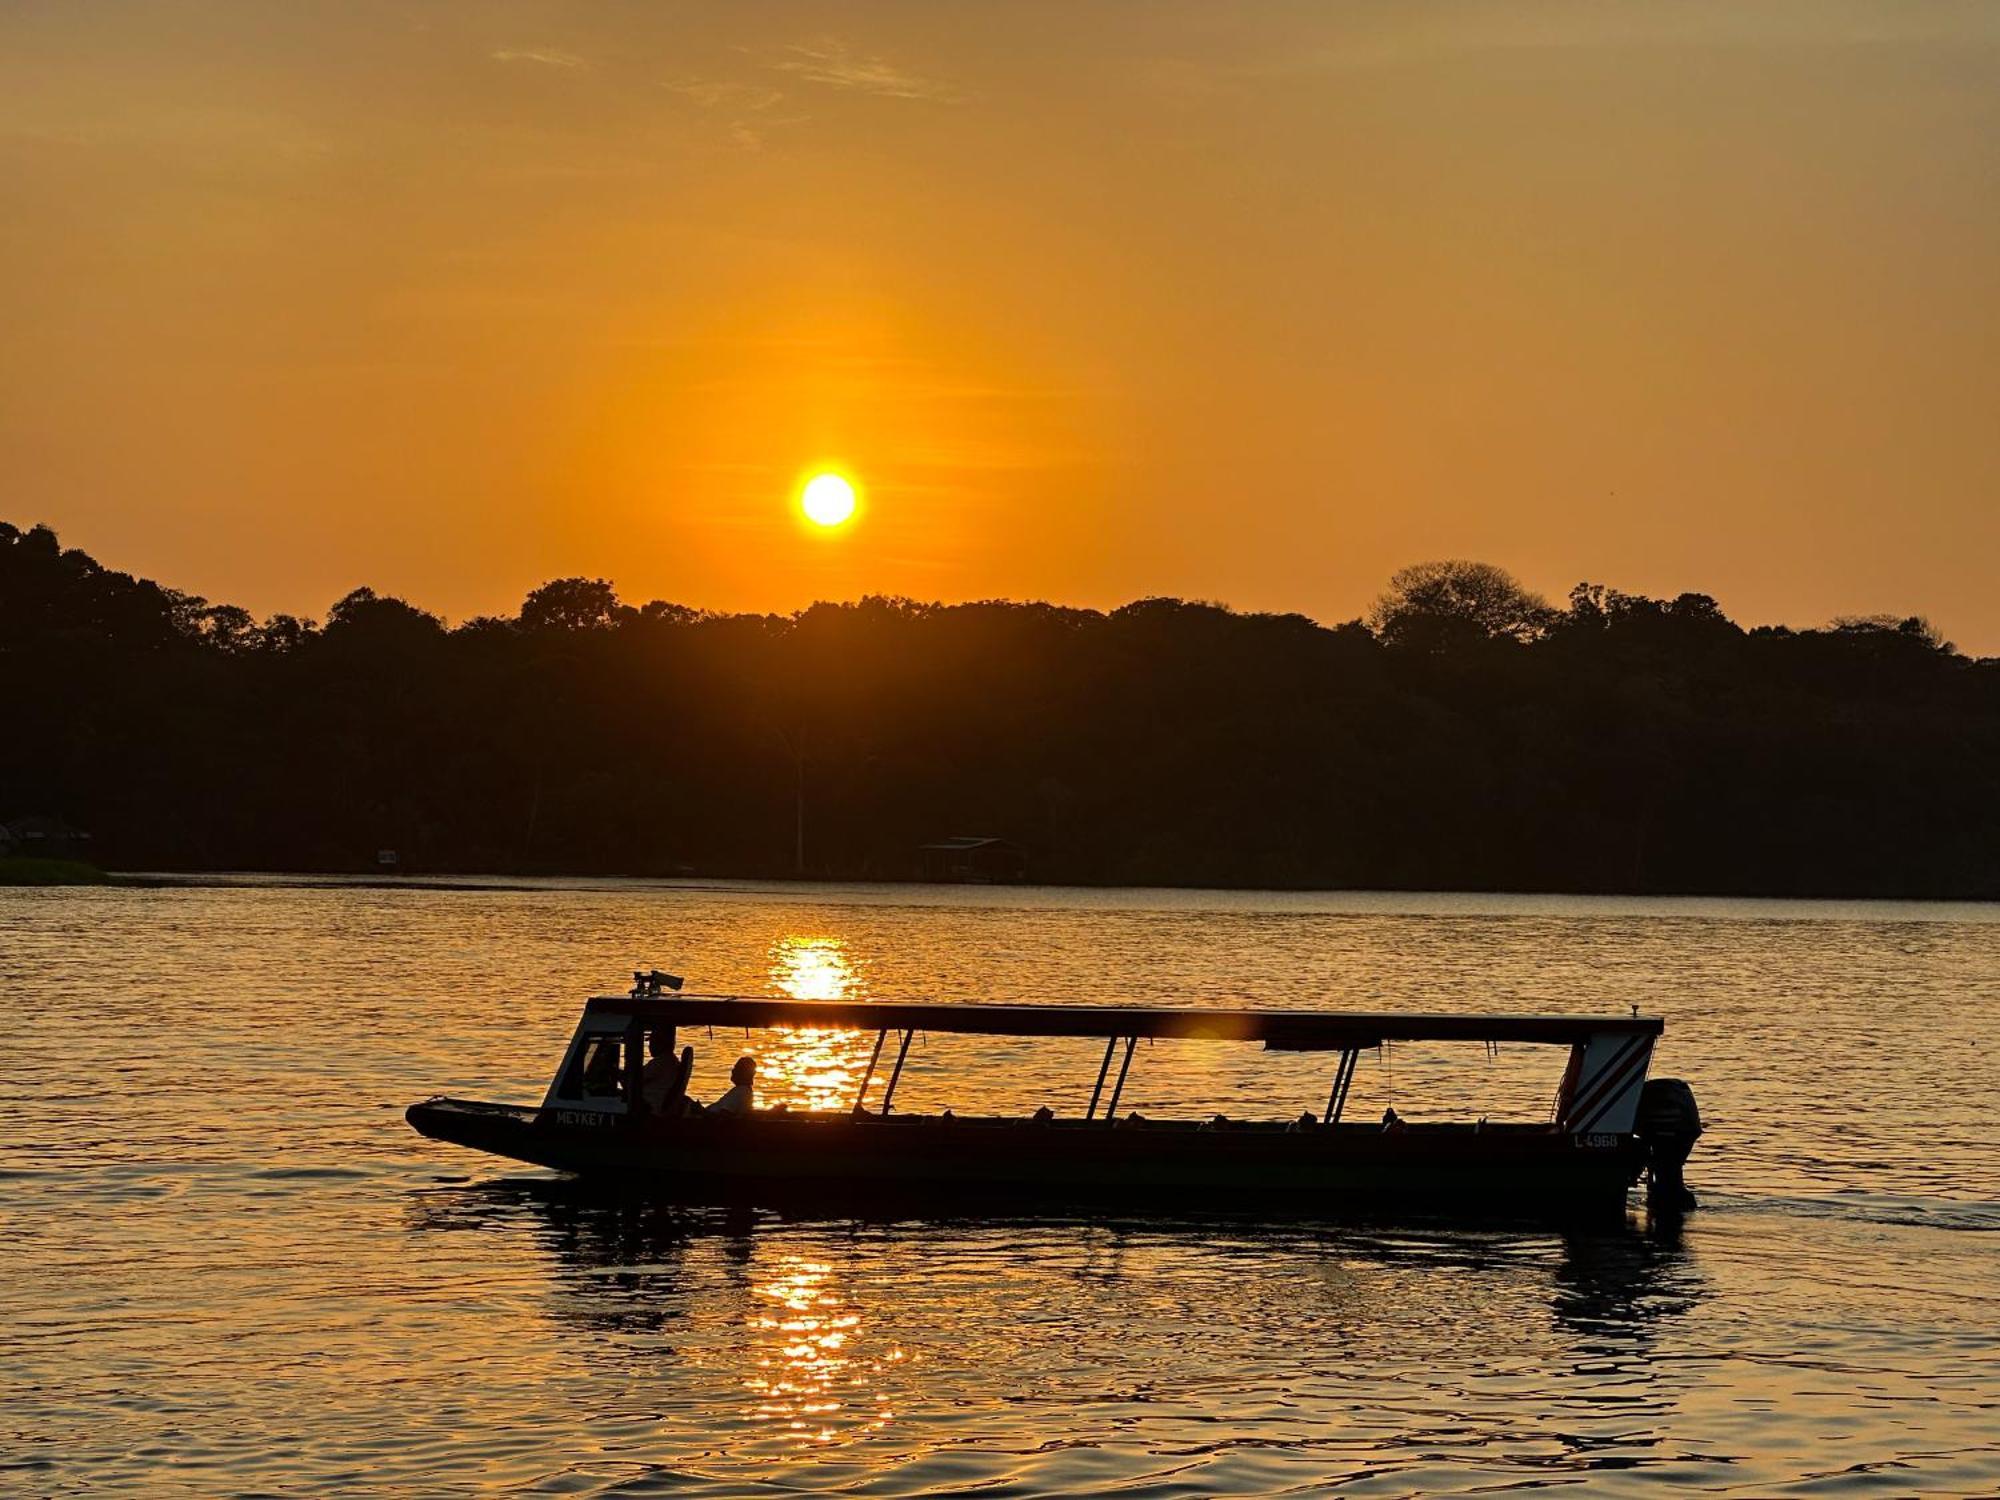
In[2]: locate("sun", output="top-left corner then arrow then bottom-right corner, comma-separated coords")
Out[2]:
800,473 -> 858,528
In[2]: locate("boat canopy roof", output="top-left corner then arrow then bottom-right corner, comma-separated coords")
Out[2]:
584,995 -> 1662,1050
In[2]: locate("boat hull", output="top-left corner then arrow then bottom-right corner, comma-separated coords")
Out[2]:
408,1099 -> 1645,1222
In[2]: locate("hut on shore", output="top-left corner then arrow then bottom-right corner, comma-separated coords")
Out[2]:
1,815 -> 94,861
918,836 -> 1027,884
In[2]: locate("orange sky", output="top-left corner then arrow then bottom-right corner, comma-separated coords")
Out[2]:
3,2 -> 1997,644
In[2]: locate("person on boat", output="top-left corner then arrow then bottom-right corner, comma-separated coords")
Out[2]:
641,1030 -> 691,1114
1381,1106 -> 1407,1133
582,1041 -> 623,1098
708,1055 -> 757,1116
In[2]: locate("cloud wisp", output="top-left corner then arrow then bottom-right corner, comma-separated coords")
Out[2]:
773,40 -> 959,102
489,48 -> 586,69
663,76 -> 805,150
667,78 -> 787,112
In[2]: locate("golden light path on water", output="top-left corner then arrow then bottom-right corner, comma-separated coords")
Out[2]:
745,1258 -> 905,1448
758,936 -> 878,1116
749,938 -> 905,1448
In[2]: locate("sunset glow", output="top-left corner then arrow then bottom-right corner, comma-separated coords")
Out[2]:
6,3 -> 1995,643
10,5 -> 2000,1498
800,474 -> 858,529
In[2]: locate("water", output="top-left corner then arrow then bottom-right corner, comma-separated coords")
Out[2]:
4,878 -> 1999,1496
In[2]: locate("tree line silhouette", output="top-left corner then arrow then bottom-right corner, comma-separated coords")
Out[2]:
4,520 -> 1995,896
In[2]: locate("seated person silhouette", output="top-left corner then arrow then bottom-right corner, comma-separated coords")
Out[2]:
641,1032 -> 695,1115
581,1041 -> 623,1098
707,1054 -> 757,1116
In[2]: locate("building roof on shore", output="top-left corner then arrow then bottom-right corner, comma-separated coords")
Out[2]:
2,815 -> 91,841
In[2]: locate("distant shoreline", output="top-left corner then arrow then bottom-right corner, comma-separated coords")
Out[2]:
46,866 -> 1999,911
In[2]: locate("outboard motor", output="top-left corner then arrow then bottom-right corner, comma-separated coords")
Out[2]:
1636,1077 -> 1702,1214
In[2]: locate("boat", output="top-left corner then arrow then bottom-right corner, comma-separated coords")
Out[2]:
406,975 -> 1702,1222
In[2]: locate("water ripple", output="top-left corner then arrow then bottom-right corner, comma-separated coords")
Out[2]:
3,881 -> 1999,1495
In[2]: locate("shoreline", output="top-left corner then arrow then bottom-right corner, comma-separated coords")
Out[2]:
31,867 -> 1998,917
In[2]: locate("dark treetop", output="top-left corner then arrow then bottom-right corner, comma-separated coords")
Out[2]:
4,525 -> 1995,898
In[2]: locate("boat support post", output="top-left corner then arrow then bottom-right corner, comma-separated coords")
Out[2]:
1322,1047 -> 1358,1125
853,1029 -> 887,1116
1103,1035 -> 1137,1122
623,1018 -> 645,1112
1084,1035 -> 1117,1120
880,1030 -> 915,1116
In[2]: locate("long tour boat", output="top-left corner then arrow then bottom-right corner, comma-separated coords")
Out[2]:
406,974 -> 1703,1221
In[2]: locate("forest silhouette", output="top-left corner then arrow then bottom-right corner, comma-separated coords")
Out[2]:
4,520 -> 1994,897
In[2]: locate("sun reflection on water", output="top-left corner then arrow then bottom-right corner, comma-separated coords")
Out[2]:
760,937 -> 879,1112
770,935 -> 859,1002
744,1257 -> 901,1446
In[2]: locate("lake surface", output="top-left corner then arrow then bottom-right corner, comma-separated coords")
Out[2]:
4,878 -> 1999,1497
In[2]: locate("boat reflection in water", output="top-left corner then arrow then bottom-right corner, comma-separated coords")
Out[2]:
405,1179 -> 1703,1482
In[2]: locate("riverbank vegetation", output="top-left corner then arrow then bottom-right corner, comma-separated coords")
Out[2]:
0,857 -> 110,886
4,521 -> 1995,897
